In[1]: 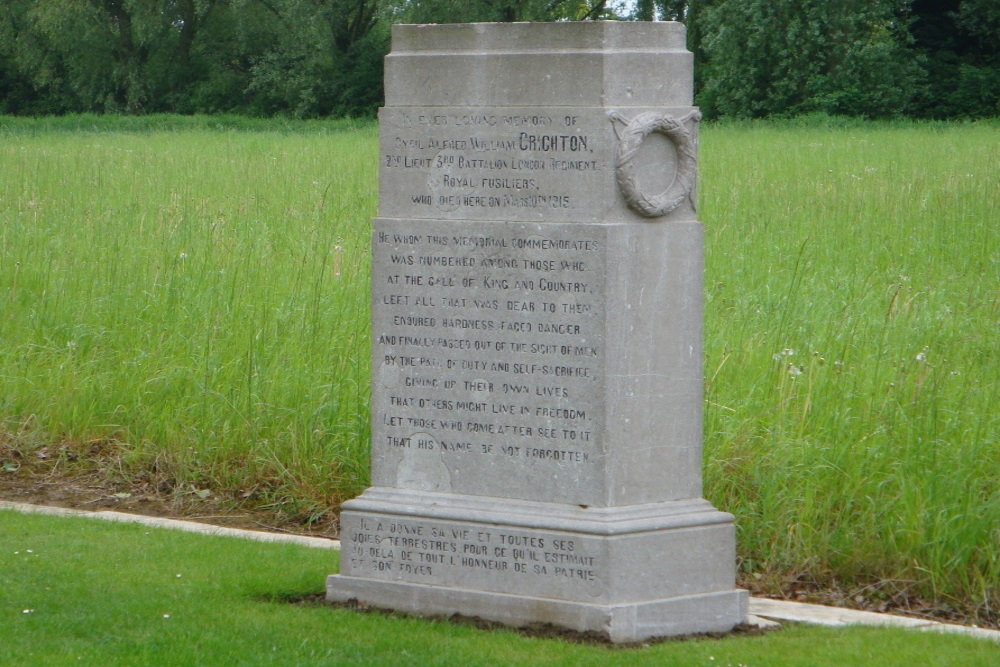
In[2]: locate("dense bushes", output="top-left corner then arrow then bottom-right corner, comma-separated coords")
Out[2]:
0,1 -> 996,119
0,0 -> 385,117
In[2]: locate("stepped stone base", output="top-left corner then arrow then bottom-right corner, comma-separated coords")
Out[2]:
329,578 -> 748,643
326,488 -> 748,642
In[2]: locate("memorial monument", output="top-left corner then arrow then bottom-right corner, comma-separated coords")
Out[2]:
327,21 -> 748,642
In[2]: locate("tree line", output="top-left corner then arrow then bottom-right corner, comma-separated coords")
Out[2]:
0,1 -> 996,119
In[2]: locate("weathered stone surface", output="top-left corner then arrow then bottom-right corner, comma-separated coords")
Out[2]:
377,105 -> 697,223
368,218 -> 705,506
383,21 -> 693,108
331,578 -> 747,644
335,489 -> 738,603
327,21 -> 746,642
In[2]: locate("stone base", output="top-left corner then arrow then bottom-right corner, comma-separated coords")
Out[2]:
327,576 -> 748,643
326,488 -> 748,642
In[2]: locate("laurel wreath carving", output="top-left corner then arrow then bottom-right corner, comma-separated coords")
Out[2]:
608,109 -> 701,218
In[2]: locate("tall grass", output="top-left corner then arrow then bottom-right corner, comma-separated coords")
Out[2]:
700,119 -> 999,618
0,116 -> 996,618
0,118 -> 376,515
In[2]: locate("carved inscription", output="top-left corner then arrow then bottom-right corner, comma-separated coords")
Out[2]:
379,108 -> 610,222
372,219 -> 606,503
343,515 -> 604,599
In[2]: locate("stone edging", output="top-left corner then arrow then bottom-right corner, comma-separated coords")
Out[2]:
749,598 -> 999,642
0,500 -> 340,550
3,500 -> 996,642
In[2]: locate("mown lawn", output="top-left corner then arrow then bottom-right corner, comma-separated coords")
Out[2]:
2,510 -> 997,666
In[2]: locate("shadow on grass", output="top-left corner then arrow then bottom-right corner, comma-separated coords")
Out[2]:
265,591 -> 777,648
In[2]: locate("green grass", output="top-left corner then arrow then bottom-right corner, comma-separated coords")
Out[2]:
699,120 -> 999,618
2,510 -> 997,666
0,118 -> 376,519
0,116 -> 997,620
0,113 -> 375,135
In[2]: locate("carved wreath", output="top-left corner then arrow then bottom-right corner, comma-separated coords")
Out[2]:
608,110 -> 701,218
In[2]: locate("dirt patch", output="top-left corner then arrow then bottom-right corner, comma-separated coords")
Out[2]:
0,443 -> 338,538
737,572 -> 997,630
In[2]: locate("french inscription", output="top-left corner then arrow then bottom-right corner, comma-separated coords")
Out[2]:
343,516 -> 604,598
372,220 -> 606,501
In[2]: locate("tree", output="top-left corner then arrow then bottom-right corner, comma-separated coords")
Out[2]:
0,0 -> 387,117
631,0 -> 688,21
381,0 -> 619,24
243,0 -> 385,117
695,0 -> 923,118
1,0 -> 992,118
0,1 -> 36,113
6,0 -> 215,113
910,0 -> 1000,117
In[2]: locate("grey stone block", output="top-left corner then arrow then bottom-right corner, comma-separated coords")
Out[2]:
384,22 -> 692,109
328,21 -> 746,642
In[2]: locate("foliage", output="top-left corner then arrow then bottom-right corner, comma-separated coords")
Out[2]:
631,0 -> 688,21
381,0 -> 619,23
695,0 -> 923,118
243,0 -> 384,117
0,0 -> 386,117
0,0 -> 997,118
910,0 -> 1000,117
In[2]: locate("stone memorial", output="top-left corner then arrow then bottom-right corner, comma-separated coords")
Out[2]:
326,21 -> 748,642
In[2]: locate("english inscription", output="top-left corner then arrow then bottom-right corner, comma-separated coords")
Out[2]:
379,108 -> 611,222
371,219 -> 607,504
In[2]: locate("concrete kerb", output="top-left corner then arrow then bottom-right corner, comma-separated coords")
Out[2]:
0,500 -> 341,550
748,598 -> 999,642
3,500 -> 996,643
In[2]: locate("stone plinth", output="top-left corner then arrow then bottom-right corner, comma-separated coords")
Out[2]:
327,21 -> 747,643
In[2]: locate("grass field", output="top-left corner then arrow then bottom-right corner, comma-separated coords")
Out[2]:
0,115 -> 997,623
697,119 -> 999,621
0,115 -> 376,520
3,509 -> 998,666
